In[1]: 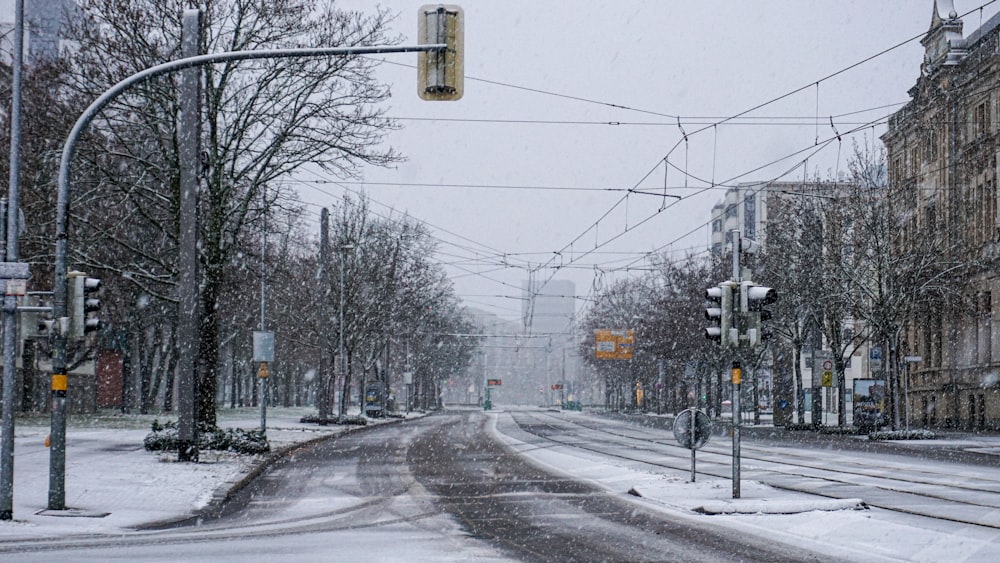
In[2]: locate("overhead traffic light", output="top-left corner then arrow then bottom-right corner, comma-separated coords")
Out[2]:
418,4 -> 464,101
705,283 -> 736,346
741,282 -> 777,347
68,271 -> 102,339
18,294 -> 54,339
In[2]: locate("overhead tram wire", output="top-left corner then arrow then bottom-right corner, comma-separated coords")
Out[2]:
288,175 -> 540,303
531,107 -> 891,289
519,1 -> 998,300
619,116 -> 892,273
292,170 -> 534,271
384,101 -> 908,127
308,1 -> 1000,316
291,183 -> 541,296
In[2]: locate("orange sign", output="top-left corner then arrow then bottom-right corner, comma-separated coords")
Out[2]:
594,329 -> 635,360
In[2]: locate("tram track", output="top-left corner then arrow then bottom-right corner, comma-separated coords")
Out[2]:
504,409 -> 1000,530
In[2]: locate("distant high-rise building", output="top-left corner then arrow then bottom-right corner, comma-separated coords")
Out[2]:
520,279 -> 581,406
0,0 -> 75,64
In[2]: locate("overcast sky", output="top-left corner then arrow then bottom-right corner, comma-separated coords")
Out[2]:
292,1 -> 1000,322
8,1 -> 1000,322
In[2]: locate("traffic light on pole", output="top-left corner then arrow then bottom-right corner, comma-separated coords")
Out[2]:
418,4 -> 464,101
68,271 -> 102,339
742,282 -> 777,347
705,283 -> 733,345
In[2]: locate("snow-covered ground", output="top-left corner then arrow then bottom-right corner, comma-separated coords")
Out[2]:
489,410 -> 1000,562
2,406 -> 999,562
0,407 -> 397,537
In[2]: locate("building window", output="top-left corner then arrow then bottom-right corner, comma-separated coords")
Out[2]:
975,101 -> 990,137
725,204 -> 737,219
926,127 -> 939,161
712,219 -> 722,233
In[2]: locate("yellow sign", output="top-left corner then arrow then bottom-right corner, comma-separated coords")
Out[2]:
732,366 -> 742,385
822,372 -> 833,387
594,329 -> 635,360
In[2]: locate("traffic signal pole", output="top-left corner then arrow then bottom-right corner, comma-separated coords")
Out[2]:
730,230 -> 742,500
0,0 -> 24,520
704,230 -> 776,500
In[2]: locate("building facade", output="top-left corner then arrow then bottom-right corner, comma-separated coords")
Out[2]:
882,0 -> 1000,430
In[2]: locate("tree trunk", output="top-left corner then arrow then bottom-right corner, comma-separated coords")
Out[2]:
196,265 -> 223,429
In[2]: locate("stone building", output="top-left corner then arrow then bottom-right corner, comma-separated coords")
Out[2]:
882,0 -> 1000,430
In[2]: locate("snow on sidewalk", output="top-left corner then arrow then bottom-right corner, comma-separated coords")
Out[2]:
488,411 -> 1000,562
0,407 -> 400,539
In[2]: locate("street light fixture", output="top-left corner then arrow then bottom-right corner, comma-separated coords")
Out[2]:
338,243 -> 355,417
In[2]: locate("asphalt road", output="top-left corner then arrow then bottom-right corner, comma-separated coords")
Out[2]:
405,410 -> 827,562
194,409 -> 826,562
0,409 -> 835,561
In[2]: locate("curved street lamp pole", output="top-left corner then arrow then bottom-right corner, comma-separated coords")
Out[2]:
47,33 -> 445,510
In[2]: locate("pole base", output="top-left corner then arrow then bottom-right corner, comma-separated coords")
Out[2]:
177,441 -> 199,462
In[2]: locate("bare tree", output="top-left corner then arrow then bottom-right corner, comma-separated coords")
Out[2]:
61,0 -> 402,425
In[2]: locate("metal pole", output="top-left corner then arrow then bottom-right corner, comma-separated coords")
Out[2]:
657,358 -> 664,415
904,361 -> 910,433
0,0 -> 24,521
731,230 -> 742,499
317,209 -> 331,419
690,408 -> 697,482
174,8 -> 202,464
339,245 -> 354,416
338,249 -> 345,416
732,361 -> 742,498
259,185 -> 267,434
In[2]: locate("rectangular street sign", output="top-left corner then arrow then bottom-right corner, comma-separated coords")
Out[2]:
252,331 -> 275,363
594,329 -> 635,360
487,378 -> 501,386
0,262 -> 30,280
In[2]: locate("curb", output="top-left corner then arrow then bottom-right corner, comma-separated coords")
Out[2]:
137,416 -> 416,530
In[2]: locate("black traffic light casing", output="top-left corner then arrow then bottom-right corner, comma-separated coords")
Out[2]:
68,271 -> 102,339
705,283 -> 736,346
741,282 -> 777,347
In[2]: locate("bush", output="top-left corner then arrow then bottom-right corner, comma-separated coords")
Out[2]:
144,420 -> 270,455
299,414 -> 369,426
868,429 -> 936,441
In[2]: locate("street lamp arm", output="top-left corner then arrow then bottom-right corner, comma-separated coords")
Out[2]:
52,42 -> 446,372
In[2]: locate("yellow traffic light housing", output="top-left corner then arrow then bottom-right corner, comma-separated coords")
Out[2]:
418,5 -> 464,101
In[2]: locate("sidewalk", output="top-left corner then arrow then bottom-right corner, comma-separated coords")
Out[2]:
0,407 -> 411,539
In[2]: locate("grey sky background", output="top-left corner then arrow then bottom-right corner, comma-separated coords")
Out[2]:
7,1 -> 1000,321
296,1 -> 1000,321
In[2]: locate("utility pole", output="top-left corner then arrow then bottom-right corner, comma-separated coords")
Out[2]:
0,0 -> 25,521
258,185 -> 268,434
175,8 -> 202,463
730,230 -> 743,500
318,208 -> 331,419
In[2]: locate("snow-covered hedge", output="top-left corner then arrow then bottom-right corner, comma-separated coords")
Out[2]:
298,414 -> 369,426
144,420 -> 270,455
867,429 -> 936,441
